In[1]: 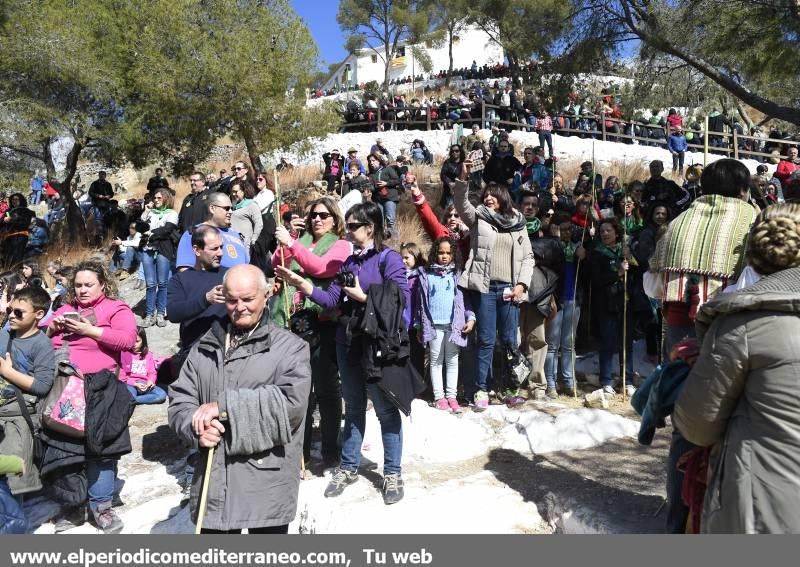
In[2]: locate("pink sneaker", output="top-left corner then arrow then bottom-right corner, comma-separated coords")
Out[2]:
435,398 -> 450,411
447,398 -> 462,413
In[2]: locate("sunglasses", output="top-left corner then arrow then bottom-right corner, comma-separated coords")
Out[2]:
212,204 -> 233,211
233,166 -> 246,171
309,211 -> 332,220
447,213 -> 460,219
257,177 -> 265,182
8,308 -> 27,319
346,222 -> 369,232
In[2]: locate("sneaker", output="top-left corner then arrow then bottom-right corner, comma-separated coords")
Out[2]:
117,270 -> 130,281
156,313 -> 167,327
324,468 -> 359,498
625,384 -> 637,398
447,398 -> 462,413
54,506 -> 86,533
382,474 -> 404,505
602,385 -> 616,396
531,388 -> 546,401
134,279 -> 145,291
141,314 -> 155,328
473,391 -> 489,412
91,503 -> 123,534
545,387 -> 559,400
434,398 -> 450,411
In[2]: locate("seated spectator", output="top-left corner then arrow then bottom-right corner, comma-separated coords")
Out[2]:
120,327 -> 166,405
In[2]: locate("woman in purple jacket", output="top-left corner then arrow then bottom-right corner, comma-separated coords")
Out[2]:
275,202 -> 409,506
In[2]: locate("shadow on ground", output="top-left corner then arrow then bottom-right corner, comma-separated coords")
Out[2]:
484,427 -> 671,533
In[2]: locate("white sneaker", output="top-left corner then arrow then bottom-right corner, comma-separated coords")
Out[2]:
602,385 -> 616,396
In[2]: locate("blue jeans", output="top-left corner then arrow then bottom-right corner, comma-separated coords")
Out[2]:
87,458 -> 117,513
126,384 -> 167,404
538,132 -> 553,158
597,312 -> 634,387
336,342 -> 403,476
381,200 -> 397,234
472,283 -> 520,397
142,250 -> 171,316
30,190 -> 42,205
544,301 -> 581,388
112,247 -> 140,273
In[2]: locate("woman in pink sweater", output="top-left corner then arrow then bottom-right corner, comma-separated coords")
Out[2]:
271,196 -> 352,468
46,261 -> 137,533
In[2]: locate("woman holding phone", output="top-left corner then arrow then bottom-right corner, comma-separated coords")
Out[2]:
44,261 -> 137,533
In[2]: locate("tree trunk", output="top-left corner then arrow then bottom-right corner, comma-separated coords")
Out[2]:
445,28 -> 454,87
241,130 -> 263,172
58,138 -> 88,246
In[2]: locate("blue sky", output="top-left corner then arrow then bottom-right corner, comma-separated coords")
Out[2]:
291,0 -> 348,69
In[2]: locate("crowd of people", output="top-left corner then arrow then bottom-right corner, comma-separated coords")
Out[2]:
2,130 -> 800,535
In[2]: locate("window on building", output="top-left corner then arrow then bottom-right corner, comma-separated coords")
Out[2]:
371,54 -> 378,64
396,46 -> 406,57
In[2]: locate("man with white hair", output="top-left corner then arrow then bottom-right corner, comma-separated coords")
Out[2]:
169,264 -> 311,533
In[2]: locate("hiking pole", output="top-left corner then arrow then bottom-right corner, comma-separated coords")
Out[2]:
195,446 -> 215,534
272,171 -> 306,480
622,266 -> 629,403
570,147 -> 598,401
273,170 -> 291,328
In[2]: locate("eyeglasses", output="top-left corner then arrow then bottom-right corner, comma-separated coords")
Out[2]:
310,211 -> 332,220
346,222 -> 369,232
233,166 -> 246,171
212,204 -> 233,211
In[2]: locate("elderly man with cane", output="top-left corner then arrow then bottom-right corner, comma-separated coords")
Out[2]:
168,264 -> 311,534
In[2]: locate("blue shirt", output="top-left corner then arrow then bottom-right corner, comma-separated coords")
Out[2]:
175,225 -> 249,269
30,176 -> 44,192
427,272 -> 456,325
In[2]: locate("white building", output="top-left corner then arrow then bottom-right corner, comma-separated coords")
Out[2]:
321,25 -> 504,92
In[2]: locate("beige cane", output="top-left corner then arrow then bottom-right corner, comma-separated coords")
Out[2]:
194,446 -> 215,534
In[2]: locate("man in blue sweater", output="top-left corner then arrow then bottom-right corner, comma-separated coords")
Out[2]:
166,224 -> 228,501
167,225 -> 228,351
174,192 -> 249,270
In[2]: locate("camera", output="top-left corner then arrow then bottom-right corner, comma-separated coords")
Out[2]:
335,271 -> 356,288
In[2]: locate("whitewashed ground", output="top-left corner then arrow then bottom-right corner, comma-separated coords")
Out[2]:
263,128 -> 765,175
28,397 -> 641,535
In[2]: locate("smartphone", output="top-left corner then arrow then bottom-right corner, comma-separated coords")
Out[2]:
502,287 -> 513,302
63,312 -> 81,321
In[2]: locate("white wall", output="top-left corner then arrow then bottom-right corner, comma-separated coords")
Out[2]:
322,25 -> 504,92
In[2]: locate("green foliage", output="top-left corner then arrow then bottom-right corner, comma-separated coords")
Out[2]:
467,0 -> 570,67
363,80 -> 382,98
0,0 -> 330,182
569,0 -> 800,126
337,0 -> 429,87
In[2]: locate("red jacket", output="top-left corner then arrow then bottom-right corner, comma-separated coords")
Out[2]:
775,159 -> 800,187
412,193 -> 470,261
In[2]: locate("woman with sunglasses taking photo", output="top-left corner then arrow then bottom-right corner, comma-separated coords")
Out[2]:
275,202 -> 409,506
408,174 -> 470,265
272,197 -> 351,469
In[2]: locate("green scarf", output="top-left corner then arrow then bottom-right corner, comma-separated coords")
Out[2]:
271,232 -> 340,328
622,215 -> 643,235
594,242 -> 623,274
561,240 -> 578,263
526,218 -> 541,236
234,198 -> 253,210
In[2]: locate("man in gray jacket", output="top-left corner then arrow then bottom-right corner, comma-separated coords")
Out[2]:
168,264 -> 311,533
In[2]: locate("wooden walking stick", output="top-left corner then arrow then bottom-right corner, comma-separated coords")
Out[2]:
570,143 -> 598,400
273,170 -> 306,477
273,170 -> 291,327
195,446 -> 215,534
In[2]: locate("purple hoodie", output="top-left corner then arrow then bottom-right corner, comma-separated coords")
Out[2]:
309,247 -> 409,344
